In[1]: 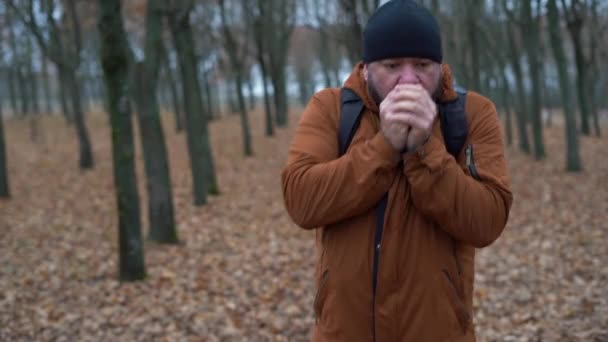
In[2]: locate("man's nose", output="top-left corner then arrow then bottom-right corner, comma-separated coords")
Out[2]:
397,65 -> 420,85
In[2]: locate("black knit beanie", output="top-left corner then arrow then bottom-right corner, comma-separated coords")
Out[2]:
363,0 -> 442,64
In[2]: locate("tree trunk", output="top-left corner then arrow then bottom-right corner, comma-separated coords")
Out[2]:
246,72 -> 255,110
131,0 -> 178,243
566,11 -> 591,136
271,65 -> 288,127
98,0 -> 146,281
16,67 -> 29,119
235,73 -> 253,156
219,0 -> 254,155
547,0 -> 582,171
261,75 -> 274,137
318,29 -> 333,88
500,67 -> 513,147
465,0 -> 482,92
41,58 -> 53,114
256,50 -> 274,137
522,0 -> 546,159
0,96 -> 9,198
7,69 -> 19,116
170,9 -> 219,204
26,36 -> 41,116
201,69 -> 215,121
57,69 -> 74,124
339,0 -> 364,65
26,36 -> 40,142
65,67 -> 94,169
589,0 -> 601,137
227,77 -> 239,114
162,54 -> 184,132
264,0 -> 292,127
7,7 -> 26,119
506,22 -> 531,154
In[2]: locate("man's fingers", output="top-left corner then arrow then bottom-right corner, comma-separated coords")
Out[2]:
387,113 -> 428,130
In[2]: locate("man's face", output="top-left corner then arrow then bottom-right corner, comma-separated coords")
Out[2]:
364,57 -> 443,105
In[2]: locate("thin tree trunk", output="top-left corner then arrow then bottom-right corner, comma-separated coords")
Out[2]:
547,0 -> 582,171
318,30 -> 333,88
235,73 -> 253,156
170,8 -> 219,203
65,67 -> 94,169
271,66 -> 288,127
41,58 -> 53,114
563,0 -> 591,136
7,7 -> 25,119
162,54 -> 184,132
506,22 -> 531,154
522,0 -> 546,159
201,69 -> 215,121
7,69 -> 19,116
261,74 -> 274,137
27,37 -> 40,116
500,67 -> 513,146
0,95 -> 9,198
132,0 -> 178,243
255,45 -> 273,136
16,67 -> 29,119
219,0 -> 254,154
466,0 -> 482,92
58,69 -> 74,124
98,0 -> 146,281
246,72 -> 255,110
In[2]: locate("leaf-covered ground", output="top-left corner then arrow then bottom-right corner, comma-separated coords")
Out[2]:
1,110 -> 607,341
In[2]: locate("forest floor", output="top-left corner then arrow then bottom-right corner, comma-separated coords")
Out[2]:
1,108 -> 607,341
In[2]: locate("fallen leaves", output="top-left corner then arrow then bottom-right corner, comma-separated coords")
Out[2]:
0,110 -> 606,341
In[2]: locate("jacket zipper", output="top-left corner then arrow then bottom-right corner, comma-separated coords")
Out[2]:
372,193 -> 388,341
465,144 -> 481,180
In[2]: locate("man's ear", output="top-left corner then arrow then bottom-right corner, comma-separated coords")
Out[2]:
363,64 -> 369,82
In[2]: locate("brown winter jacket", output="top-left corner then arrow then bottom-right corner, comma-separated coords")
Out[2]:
281,63 -> 513,341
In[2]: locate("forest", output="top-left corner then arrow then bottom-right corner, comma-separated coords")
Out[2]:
0,0 -> 606,340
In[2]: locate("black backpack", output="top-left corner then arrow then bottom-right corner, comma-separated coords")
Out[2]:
336,87 -> 468,295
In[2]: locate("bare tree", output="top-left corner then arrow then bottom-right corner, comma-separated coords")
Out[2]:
0,20 -> 10,198
522,0 -> 546,159
218,0 -> 253,156
244,0 -> 274,136
128,0 -> 179,243
338,0 -> 379,65
503,0 -> 532,155
547,0 -> 582,171
265,0 -> 296,127
8,0 -> 94,169
561,0 -> 592,136
98,0 -> 146,281
168,0 -> 220,205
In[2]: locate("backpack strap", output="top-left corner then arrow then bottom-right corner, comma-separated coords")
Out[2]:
338,88 -> 365,156
438,89 -> 468,158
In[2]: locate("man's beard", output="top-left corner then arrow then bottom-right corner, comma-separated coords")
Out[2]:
367,71 -> 444,107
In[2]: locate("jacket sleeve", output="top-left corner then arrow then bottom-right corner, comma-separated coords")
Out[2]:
403,95 -> 513,248
281,90 -> 400,229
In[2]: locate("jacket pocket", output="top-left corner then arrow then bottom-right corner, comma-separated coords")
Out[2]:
442,269 -> 471,334
313,270 -> 329,324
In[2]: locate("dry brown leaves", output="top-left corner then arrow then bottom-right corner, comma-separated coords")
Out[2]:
0,109 -> 606,341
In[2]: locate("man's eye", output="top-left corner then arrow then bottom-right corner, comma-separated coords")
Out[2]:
385,63 -> 399,69
416,62 -> 429,69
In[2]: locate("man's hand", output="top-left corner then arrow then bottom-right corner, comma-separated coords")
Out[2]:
379,89 -> 411,152
380,84 -> 437,153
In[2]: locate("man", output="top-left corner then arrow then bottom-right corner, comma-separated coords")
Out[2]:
281,0 -> 513,341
